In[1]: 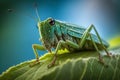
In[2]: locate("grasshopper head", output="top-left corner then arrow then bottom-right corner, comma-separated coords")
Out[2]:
37,17 -> 56,49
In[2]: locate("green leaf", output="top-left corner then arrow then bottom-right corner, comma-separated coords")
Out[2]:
0,48 -> 120,80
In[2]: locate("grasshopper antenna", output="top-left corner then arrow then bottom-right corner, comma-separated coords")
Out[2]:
33,2 -> 41,22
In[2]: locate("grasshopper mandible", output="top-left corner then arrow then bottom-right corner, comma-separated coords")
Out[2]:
31,7 -> 111,68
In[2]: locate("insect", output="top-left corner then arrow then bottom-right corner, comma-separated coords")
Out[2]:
8,9 -> 13,12
31,7 -> 112,68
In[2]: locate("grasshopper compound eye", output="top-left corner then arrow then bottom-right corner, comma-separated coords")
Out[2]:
49,18 -> 55,26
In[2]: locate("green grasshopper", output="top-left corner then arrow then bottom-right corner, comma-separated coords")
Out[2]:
31,7 -> 111,68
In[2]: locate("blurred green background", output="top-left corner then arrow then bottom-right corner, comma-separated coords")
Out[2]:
0,0 -> 120,74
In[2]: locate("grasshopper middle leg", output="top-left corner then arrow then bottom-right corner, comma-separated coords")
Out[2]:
48,40 -> 79,68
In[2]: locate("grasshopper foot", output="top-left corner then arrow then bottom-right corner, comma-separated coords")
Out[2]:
29,58 -> 40,67
47,55 -> 57,68
98,53 -> 108,67
107,52 -> 112,57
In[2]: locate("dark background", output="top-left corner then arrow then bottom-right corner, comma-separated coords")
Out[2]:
0,0 -> 120,74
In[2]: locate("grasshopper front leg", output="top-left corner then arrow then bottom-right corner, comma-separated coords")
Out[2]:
48,40 -> 79,68
30,44 -> 46,67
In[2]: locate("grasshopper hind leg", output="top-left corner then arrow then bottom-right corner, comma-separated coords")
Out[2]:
78,24 -> 112,66
89,35 -> 105,65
